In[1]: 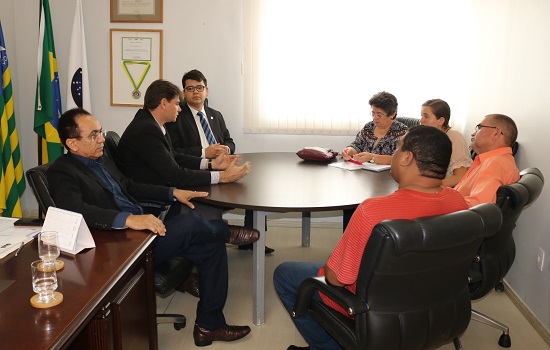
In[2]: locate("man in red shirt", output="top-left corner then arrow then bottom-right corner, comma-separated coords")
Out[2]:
274,125 -> 469,350
455,114 -> 520,207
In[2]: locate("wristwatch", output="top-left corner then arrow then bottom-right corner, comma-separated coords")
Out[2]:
208,159 -> 213,170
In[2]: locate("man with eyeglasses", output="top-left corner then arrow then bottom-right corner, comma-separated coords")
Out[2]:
48,108 -> 257,347
165,69 -> 275,254
166,69 -> 235,159
454,114 -> 520,207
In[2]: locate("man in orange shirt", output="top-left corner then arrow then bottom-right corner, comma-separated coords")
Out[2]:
274,126 -> 469,350
455,114 -> 520,207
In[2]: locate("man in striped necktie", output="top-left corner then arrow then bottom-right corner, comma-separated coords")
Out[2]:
166,69 -> 275,254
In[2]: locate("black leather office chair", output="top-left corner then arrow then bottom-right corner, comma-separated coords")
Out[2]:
26,161 -> 190,331
103,131 -> 123,169
467,167 -> 544,347
395,116 -> 420,128
292,203 -> 503,350
103,130 -> 200,328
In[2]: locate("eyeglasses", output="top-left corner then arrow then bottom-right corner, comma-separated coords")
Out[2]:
184,85 -> 206,92
371,112 -> 388,119
475,124 -> 497,132
77,129 -> 107,142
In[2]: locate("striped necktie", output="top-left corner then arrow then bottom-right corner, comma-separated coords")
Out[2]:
198,111 -> 216,145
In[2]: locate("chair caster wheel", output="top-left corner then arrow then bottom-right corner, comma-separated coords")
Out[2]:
495,281 -> 505,292
174,322 -> 185,331
498,333 -> 511,347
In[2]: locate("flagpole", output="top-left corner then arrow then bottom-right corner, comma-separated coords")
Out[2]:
37,135 -> 42,166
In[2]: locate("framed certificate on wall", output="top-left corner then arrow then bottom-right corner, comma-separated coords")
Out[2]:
110,29 -> 163,106
110,0 -> 163,23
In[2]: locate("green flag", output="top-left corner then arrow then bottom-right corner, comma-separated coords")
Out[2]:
34,0 -> 63,164
0,21 -> 26,217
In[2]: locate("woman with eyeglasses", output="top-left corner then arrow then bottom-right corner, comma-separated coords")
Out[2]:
342,91 -> 408,165
419,98 -> 472,187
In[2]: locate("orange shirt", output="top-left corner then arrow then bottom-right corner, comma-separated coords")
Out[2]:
318,187 -> 468,317
455,147 -> 519,207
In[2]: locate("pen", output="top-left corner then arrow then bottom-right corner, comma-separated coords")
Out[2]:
14,242 -> 24,257
343,149 -> 362,163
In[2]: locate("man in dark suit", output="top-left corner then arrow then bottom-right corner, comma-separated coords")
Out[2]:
166,70 -> 274,253
166,69 -> 235,158
118,80 -> 248,193
48,108 -> 258,346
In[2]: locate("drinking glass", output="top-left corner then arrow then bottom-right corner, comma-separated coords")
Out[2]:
31,260 -> 59,304
38,231 -> 60,268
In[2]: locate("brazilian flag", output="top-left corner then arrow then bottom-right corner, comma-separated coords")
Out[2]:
34,0 -> 63,164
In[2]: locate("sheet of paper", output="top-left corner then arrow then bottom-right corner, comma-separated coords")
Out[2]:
362,163 -> 391,172
328,161 -> 363,171
0,219 -> 40,259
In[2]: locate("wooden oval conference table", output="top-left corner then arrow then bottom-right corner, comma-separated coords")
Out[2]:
193,152 -> 398,325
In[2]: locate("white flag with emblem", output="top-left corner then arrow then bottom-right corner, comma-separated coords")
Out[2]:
66,0 -> 91,112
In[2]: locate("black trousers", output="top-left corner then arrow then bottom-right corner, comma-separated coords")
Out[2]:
155,211 -> 229,330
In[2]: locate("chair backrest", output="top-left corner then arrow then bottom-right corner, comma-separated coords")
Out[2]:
25,163 -> 55,214
351,203 -> 502,350
395,116 -> 420,128
103,130 -> 123,169
469,167 -> 544,299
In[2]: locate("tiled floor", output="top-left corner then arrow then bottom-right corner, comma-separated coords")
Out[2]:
157,221 -> 550,350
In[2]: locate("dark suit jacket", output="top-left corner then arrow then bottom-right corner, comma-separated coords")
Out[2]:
118,109 -> 212,188
47,154 -> 171,230
166,103 -> 235,157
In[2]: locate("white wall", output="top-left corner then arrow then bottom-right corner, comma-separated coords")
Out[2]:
465,0 -> 550,329
4,0 -> 550,332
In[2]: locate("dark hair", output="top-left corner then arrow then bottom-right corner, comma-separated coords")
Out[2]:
143,79 -> 182,110
58,108 -> 92,147
422,99 -> 451,128
401,125 -> 452,179
369,91 -> 398,119
182,69 -> 207,88
487,114 -> 518,147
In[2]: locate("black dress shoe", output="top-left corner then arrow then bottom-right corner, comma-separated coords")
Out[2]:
287,346 -> 310,350
175,272 -> 199,298
238,243 -> 275,254
227,225 -> 260,245
193,323 -> 251,347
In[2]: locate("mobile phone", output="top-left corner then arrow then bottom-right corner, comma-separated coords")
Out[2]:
13,218 -> 44,227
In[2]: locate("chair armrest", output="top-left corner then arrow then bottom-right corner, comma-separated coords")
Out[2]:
155,256 -> 194,295
293,276 -> 369,318
139,200 -> 172,221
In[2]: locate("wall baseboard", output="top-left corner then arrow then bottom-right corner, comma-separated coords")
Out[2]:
504,280 -> 550,347
226,217 -> 343,230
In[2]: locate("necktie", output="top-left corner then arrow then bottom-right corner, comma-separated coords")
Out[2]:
198,111 -> 216,145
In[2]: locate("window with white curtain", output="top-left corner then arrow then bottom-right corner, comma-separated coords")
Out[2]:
243,0 -> 472,135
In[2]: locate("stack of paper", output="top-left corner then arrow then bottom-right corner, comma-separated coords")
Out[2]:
361,162 -> 391,172
0,218 -> 40,259
328,160 -> 391,172
328,161 -> 363,170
